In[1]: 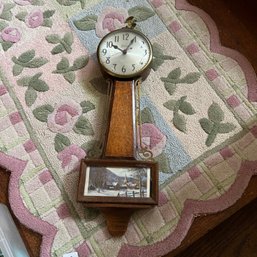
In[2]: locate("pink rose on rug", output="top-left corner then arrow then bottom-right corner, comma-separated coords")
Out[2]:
57,144 -> 86,172
14,0 -> 32,5
47,101 -> 82,133
140,123 -> 166,157
25,10 -> 44,28
95,7 -> 128,38
1,27 -> 21,43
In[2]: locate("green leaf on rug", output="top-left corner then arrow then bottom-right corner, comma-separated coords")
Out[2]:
3,3 -> 15,11
29,73 -> 42,84
56,0 -> 77,6
154,152 -> 171,173
63,71 -> 75,84
128,6 -> 155,22
163,100 -> 177,111
73,116 -> 94,135
33,104 -> 54,122
168,68 -> 181,80
25,87 -> 37,107
46,34 -> 61,44
18,73 -> 49,93
46,33 -> 73,55
53,56 -> 88,84
205,129 -> 218,147
63,32 -> 73,46
43,10 -> 55,18
54,133 -> 71,153
17,50 -> 36,63
56,57 -> 70,71
0,3 -> 15,21
218,123 -> 236,133
12,51 -> 48,75
179,72 -> 201,84
152,43 -> 164,58
74,15 -> 98,31
25,57 -> 48,68
61,42 -> 72,54
15,11 -> 28,21
164,82 -> 177,95
208,102 -> 224,123
141,107 -> 155,124
151,58 -> 164,71
81,140 -> 102,157
71,56 -> 89,70
200,102 -> 236,147
80,101 -> 95,113
164,96 -> 195,133
90,77 -> 109,95
31,79 -> 49,92
31,0 -> 45,5
0,12 -> 11,22
0,20 -> 8,30
1,41 -> 13,51
173,112 -> 186,132
42,18 -> 53,28
12,64 -> 23,76
151,43 -> 175,71
179,99 -> 196,115
199,118 -> 213,134
161,68 -> 201,94
17,76 -> 31,87
51,44 -> 65,54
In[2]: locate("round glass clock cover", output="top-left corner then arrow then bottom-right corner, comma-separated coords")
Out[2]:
97,28 -> 153,78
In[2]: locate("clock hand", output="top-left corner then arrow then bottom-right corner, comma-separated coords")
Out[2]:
112,44 -> 126,54
123,36 -> 137,54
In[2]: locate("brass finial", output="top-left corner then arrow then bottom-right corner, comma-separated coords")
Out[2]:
125,16 -> 137,29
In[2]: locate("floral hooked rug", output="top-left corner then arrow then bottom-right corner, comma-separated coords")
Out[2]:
1,0 -> 257,256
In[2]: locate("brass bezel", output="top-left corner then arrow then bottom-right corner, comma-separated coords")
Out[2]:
97,28 -> 153,80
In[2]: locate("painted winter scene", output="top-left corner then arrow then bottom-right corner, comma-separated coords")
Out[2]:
84,166 -> 151,198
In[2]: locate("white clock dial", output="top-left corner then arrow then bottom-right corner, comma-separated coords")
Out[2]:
97,28 -> 152,78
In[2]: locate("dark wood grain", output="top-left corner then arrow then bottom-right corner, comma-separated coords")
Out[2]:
0,0 -> 257,256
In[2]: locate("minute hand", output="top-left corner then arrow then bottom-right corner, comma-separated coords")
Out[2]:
123,36 -> 136,54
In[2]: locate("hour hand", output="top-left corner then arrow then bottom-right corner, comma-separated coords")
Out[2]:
112,44 -> 126,54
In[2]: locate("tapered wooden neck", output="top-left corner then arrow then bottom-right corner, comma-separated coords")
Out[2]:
103,80 -> 136,159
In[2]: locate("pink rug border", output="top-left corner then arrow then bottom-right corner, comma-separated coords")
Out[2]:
0,0 -> 256,256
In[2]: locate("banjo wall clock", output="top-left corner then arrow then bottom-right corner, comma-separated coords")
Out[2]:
77,17 -> 159,237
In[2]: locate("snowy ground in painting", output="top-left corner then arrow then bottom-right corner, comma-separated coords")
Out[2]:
87,188 -> 149,198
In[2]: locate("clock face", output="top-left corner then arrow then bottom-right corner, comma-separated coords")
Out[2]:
97,28 -> 152,78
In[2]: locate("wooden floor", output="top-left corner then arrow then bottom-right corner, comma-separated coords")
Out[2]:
0,0 -> 257,256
